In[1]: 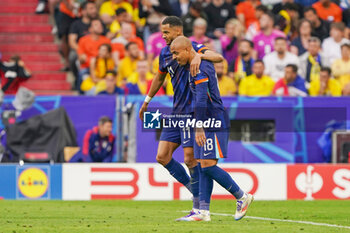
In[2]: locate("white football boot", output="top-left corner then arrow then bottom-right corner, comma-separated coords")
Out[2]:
234,193 -> 254,221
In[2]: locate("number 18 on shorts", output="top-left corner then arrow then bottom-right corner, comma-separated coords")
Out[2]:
194,130 -> 228,159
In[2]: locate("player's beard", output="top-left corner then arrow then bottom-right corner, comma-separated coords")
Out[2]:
277,50 -> 285,56
241,52 -> 249,57
166,38 -> 173,45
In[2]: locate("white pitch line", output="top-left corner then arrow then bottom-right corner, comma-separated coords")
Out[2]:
180,211 -> 350,230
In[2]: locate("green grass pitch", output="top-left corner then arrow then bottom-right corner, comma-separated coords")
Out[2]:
1,200 -> 350,233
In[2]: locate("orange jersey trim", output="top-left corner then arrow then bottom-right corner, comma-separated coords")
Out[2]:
195,77 -> 209,85
158,68 -> 166,75
198,47 -> 209,54
215,134 -> 224,158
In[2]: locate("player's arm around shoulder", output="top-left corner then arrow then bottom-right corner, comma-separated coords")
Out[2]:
190,49 -> 223,77
202,50 -> 224,63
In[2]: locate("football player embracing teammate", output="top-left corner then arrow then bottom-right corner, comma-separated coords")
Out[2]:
139,16 -> 224,220
170,36 -> 254,221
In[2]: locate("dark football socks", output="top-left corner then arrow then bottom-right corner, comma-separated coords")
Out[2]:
164,158 -> 191,192
189,163 -> 200,209
202,165 -> 244,199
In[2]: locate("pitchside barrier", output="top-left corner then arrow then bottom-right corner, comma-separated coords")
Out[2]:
1,96 -> 350,163
0,163 -> 349,200
130,96 -> 350,164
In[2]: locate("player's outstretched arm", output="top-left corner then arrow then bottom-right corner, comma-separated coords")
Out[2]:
190,50 -> 224,77
139,72 -> 166,121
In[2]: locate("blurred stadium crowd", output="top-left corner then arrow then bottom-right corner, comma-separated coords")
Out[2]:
29,0 -> 350,97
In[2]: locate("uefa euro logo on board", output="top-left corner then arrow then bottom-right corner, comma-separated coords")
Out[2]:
143,109 -> 161,129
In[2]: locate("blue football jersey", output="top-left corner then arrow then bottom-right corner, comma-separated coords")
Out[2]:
189,60 -> 230,129
158,41 -> 208,114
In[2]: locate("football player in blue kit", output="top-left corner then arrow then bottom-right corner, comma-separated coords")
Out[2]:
170,36 -> 254,221
139,16 -> 224,220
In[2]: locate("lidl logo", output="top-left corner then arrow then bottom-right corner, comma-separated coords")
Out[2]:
143,109 -> 161,129
17,167 -> 49,199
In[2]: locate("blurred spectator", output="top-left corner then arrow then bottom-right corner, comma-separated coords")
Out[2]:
216,19 -> 244,65
189,18 -> 214,49
238,60 -> 275,96
273,64 -> 307,96
182,1 -> 208,37
274,2 -> 300,38
252,12 -> 286,59
39,0 -> 60,35
69,2 -> 98,43
109,8 -> 135,38
99,0 -> 133,25
146,25 -> 166,70
80,44 -> 116,95
229,39 -> 255,81
171,0 -> 190,17
77,19 -> 111,90
125,60 -> 159,95
97,71 -> 125,95
236,0 -> 260,30
245,4 -> 269,40
309,67 -> 342,96
58,0 -> 79,71
90,43 -> 117,80
304,7 -> 330,41
263,37 -> 299,81
312,0 -> 342,22
68,1 -> 98,90
299,37 -> 327,83
117,42 -> 141,86
112,22 -> 145,56
331,43 -> 350,89
215,61 -> 236,96
0,55 -> 31,95
273,0 -> 303,17
204,0 -> 236,36
291,19 -> 313,56
81,116 -> 115,162
322,22 -> 350,66
139,0 -> 172,42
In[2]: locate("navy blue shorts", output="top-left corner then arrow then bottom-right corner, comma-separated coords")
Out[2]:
194,130 -> 228,159
159,126 -> 194,148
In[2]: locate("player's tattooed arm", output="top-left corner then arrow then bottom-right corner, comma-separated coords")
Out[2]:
190,50 -> 224,77
139,72 -> 166,121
